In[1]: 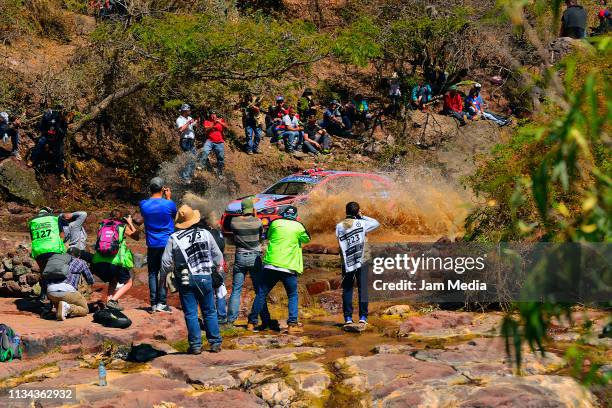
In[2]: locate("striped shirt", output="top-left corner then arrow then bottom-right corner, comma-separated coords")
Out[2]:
49,257 -> 95,290
230,215 -> 263,253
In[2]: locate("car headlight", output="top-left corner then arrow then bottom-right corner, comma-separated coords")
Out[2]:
259,207 -> 277,215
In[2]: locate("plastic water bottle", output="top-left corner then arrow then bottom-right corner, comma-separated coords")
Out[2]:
98,361 -> 107,386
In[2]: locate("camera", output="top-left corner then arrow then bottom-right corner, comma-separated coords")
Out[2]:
180,268 -> 190,286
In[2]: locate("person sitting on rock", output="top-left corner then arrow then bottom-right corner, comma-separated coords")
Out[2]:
321,100 -> 352,138
281,108 -> 304,154
443,85 -> 467,126
248,206 -> 310,334
266,96 -> 288,141
59,211 -> 90,262
561,0 -> 587,39
411,82 -> 433,110
353,94 -> 371,130
44,254 -> 95,321
336,202 -> 379,325
92,210 -> 140,310
465,84 -> 511,127
303,116 -> 331,155
0,111 -> 21,159
160,205 -> 223,354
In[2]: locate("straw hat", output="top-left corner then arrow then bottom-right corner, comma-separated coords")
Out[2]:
175,205 -> 201,229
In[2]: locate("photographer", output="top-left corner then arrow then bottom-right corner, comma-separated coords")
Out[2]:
0,112 -> 21,159
32,104 -> 68,174
202,111 -> 227,178
176,104 -> 199,183
139,177 -> 177,313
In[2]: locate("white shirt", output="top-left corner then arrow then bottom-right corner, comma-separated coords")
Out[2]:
389,79 -> 401,96
336,216 -> 380,273
282,115 -> 300,130
176,115 -> 195,139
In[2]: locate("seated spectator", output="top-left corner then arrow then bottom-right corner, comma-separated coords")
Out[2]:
561,0 -> 587,39
322,100 -> 352,137
281,108 -> 303,154
443,85 -> 467,126
298,88 -> 316,119
303,116 -> 331,155
388,72 -> 402,115
465,84 -> 511,127
595,5 -> 611,35
266,96 -> 288,142
0,112 -> 20,159
44,254 -> 95,321
353,94 -> 371,130
411,82 -> 433,110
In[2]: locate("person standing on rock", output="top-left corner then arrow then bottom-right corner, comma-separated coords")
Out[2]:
561,0 -> 587,39
227,197 -> 271,328
140,177 -> 177,313
0,111 -> 21,159
176,104 -> 199,183
160,205 -> 223,354
44,253 -> 95,321
248,206 -> 310,334
59,211 -> 90,262
201,111 -> 227,179
336,202 -> 379,325
92,210 -> 140,310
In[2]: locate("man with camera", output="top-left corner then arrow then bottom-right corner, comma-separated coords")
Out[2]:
160,204 -> 223,354
202,111 -> 228,178
139,177 -> 177,313
176,104 -> 199,183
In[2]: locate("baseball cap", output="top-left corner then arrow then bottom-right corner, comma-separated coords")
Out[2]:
241,197 -> 255,213
0,112 -> 8,123
276,96 -> 285,102
149,177 -> 165,192
330,99 -> 339,105
180,104 -> 191,112
474,82 -> 482,89
449,85 -> 458,91
281,206 -> 298,220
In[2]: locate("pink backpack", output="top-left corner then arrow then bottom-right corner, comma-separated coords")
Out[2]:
95,219 -> 122,256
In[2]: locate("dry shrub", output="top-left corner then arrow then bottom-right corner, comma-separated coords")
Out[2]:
26,0 -> 71,42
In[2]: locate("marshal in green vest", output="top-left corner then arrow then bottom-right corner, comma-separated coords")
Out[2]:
92,224 -> 134,269
28,215 -> 65,259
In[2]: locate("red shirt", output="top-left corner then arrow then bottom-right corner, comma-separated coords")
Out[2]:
204,119 -> 225,143
444,92 -> 463,113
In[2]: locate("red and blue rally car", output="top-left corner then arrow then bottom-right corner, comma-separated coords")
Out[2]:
221,168 -> 391,233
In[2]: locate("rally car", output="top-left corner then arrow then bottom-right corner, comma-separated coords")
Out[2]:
221,168 -> 392,233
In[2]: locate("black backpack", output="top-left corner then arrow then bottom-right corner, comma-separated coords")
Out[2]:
42,253 -> 73,282
93,309 -> 132,329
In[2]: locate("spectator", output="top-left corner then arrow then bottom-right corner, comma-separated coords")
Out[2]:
139,177 -> 177,313
465,84 -> 511,127
0,112 -> 20,159
227,198 -> 271,328
44,254 -> 94,321
388,72 -> 402,115
322,100 -> 351,138
411,82 -> 433,110
266,96 -> 288,141
92,210 -> 140,310
161,205 -> 223,354
595,5 -> 612,34
32,105 -> 67,174
202,111 -> 227,178
298,88 -> 316,119
28,207 -> 66,274
303,116 -> 331,155
561,0 -> 587,39
59,211 -> 90,262
281,108 -> 303,154
336,202 -> 379,325
248,206 -> 310,334
239,94 -> 263,155
353,94 -> 371,130
443,85 -> 467,126
176,104 -> 199,183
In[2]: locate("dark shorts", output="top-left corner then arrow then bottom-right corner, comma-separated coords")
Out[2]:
93,262 -> 131,284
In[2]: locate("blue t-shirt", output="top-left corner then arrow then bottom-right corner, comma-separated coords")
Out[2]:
139,198 -> 177,248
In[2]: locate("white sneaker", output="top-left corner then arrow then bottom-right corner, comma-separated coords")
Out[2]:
156,303 -> 172,313
57,301 -> 70,321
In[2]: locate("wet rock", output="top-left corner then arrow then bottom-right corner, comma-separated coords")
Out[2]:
0,159 -> 45,207
318,290 -> 342,314
382,304 -> 412,317
256,379 -> 296,406
372,344 -> 415,354
232,335 -> 304,349
398,311 -> 501,339
343,323 -> 368,333
305,279 -> 330,296
287,361 -> 331,398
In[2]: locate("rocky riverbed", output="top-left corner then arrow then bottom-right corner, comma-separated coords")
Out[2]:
0,238 -> 610,407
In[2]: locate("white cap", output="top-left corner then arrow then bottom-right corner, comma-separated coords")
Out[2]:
474,82 -> 482,88
0,112 -> 8,123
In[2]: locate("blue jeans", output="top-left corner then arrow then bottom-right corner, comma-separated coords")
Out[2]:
178,273 -> 222,349
216,291 -> 227,322
248,268 -> 298,325
200,140 -> 224,173
342,264 -> 368,320
281,131 -> 300,152
245,126 -> 262,153
228,251 -> 270,323
147,247 -> 167,306
180,138 -> 197,181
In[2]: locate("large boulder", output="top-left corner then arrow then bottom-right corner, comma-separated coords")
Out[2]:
0,159 -> 45,207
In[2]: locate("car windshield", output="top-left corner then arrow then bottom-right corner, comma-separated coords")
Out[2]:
264,181 -> 314,196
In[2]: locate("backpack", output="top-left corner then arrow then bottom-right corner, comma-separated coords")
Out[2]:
42,253 -> 73,281
95,219 -> 122,257
93,309 -> 132,329
0,324 -> 22,362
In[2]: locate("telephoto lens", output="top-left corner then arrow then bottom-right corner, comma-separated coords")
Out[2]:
180,268 -> 190,286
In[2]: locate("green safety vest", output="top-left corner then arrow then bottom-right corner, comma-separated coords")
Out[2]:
92,224 -> 134,269
28,215 -> 65,259
263,218 -> 310,274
